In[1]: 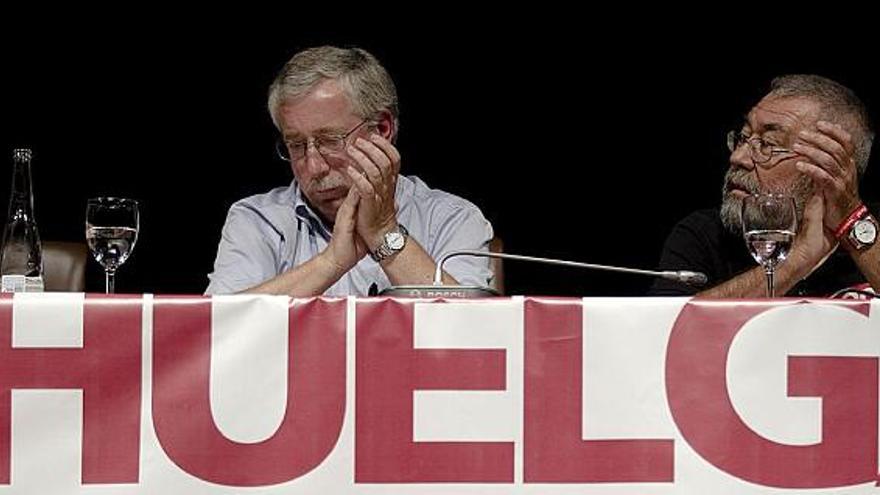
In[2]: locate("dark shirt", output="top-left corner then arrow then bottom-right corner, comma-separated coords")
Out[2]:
648,208 -> 869,297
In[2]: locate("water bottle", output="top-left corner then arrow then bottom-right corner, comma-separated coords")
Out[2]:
0,149 -> 44,292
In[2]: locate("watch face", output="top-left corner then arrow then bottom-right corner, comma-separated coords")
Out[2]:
386,232 -> 406,250
854,219 -> 878,243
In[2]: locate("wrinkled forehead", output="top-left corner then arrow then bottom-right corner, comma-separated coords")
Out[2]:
277,79 -> 358,138
745,96 -> 823,133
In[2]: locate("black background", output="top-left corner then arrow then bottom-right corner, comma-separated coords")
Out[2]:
1,23 -> 877,296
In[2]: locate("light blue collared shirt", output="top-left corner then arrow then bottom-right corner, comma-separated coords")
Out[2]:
205,175 -> 494,296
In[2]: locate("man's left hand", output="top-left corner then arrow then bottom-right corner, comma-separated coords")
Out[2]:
793,120 -> 861,230
345,133 -> 402,249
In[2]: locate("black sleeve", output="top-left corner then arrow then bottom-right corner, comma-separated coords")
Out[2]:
648,210 -> 722,296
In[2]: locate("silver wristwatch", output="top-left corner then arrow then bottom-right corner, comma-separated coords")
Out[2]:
370,224 -> 408,262
848,214 -> 878,250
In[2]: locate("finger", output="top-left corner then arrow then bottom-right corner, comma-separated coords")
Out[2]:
796,160 -> 836,190
340,186 -> 360,209
334,188 -> 360,232
798,131 -> 850,167
792,141 -> 844,177
353,137 -> 392,178
798,158 -> 862,222
817,120 -> 855,156
368,133 -> 401,175
346,165 -> 377,197
798,193 -> 829,242
347,144 -> 385,190
803,192 -> 823,223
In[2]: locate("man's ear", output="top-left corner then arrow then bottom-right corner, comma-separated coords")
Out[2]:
375,110 -> 396,142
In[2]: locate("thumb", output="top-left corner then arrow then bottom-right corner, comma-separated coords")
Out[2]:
802,193 -> 824,228
341,186 -> 360,210
334,188 -> 360,232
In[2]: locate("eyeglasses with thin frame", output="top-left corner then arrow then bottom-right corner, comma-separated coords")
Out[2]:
726,129 -> 797,165
276,119 -> 372,162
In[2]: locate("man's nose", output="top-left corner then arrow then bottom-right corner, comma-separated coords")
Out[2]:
729,143 -> 755,171
303,143 -> 330,175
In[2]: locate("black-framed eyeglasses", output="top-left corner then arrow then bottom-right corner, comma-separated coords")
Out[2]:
276,119 -> 371,162
726,130 -> 797,165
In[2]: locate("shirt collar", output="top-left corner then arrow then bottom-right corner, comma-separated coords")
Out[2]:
290,180 -> 332,238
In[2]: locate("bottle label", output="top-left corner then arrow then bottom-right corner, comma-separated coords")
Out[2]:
1,275 -> 24,292
1,275 -> 44,293
25,276 -> 44,292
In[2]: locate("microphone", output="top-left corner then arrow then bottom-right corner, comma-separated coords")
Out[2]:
378,250 -> 708,298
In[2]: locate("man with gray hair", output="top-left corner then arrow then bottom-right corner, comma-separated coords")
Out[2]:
206,46 -> 494,296
650,74 -> 880,297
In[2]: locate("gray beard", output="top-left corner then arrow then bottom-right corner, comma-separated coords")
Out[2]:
719,169 -> 813,235
719,196 -> 742,234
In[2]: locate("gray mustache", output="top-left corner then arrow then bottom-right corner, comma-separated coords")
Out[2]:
724,169 -> 760,194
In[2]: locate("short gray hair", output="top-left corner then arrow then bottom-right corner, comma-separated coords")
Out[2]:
267,46 -> 399,136
768,74 -> 874,176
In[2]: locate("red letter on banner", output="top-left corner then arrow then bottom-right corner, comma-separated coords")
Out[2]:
666,301 -> 877,488
152,297 -> 346,486
524,298 -> 674,482
355,299 -> 513,482
0,294 -> 142,484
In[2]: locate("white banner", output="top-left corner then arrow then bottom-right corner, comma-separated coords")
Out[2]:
0,294 -> 877,493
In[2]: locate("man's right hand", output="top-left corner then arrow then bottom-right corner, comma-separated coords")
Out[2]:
242,188 -> 368,297
698,193 -> 836,299
320,187 -> 368,278
786,193 -> 836,279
